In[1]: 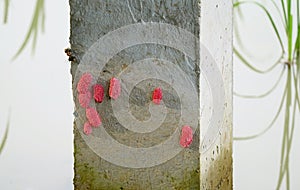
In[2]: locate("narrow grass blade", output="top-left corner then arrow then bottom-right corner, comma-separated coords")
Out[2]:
284,68 -> 292,190
270,0 -> 286,29
234,1 -> 285,51
287,98 -> 297,157
287,15 -> 293,61
234,14 -> 248,54
41,0 -> 45,32
287,0 -> 291,20
280,0 -> 287,28
293,25 -> 299,58
276,115 -> 288,190
292,65 -> 300,109
235,0 -> 245,20
0,117 -> 9,155
32,25 -> 38,54
233,0 -> 250,53
3,0 -> 10,24
276,67 -> 293,190
234,47 -> 281,73
11,0 -> 45,60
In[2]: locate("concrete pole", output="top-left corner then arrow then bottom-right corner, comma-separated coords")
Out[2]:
69,0 -> 232,189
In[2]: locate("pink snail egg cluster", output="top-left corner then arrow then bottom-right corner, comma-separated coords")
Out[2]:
77,73 -> 122,135
86,107 -> 102,127
109,77 -> 121,100
78,91 -> 92,108
180,125 -> 193,148
93,84 -> 105,103
77,73 -> 192,148
83,121 -> 92,135
152,87 -> 163,105
77,72 -> 93,94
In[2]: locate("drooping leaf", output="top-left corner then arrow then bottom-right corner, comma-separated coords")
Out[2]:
3,0 -> 10,24
280,0 -> 287,29
234,1 -> 285,51
12,0 -> 45,60
234,47 -> 282,73
277,69 -> 292,190
0,116 -> 9,155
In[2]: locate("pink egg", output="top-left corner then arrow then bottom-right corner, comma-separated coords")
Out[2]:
78,91 -> 91,108
109,77 -> 121,100
93,84 -> 104,103
77,73 -> 93,94
86,107 -> 102,127
180,125 -> 193,148
83,122 -> 92,135
152,87 -> 163,105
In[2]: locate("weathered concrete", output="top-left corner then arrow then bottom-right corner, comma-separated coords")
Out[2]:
199,1 -> 233,189
69,0 -> 232,189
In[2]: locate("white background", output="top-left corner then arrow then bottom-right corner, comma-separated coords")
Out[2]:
0,0 -> 299,189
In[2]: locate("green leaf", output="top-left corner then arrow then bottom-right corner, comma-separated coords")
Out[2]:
291,65 -> 300,110
288,98 -> 297,151
3,0 -> 10,24
234,12 -> 248,53
234,1 -> 285,51
12,0 -> 45,60
0,116 -> 9,155
270,0 -> 286,29
277,114 -> 288,190
287,0 -> 291,20
41,2 -> 45,33
233,0 -> 249,52
287,15 -> 293,61
234,47 -> 281,73
276,68 -> 292,190
280,0 -> 287,28
293,25 -> 300,58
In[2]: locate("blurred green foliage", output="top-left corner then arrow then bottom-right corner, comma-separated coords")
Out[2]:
2,0 -> 45,60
